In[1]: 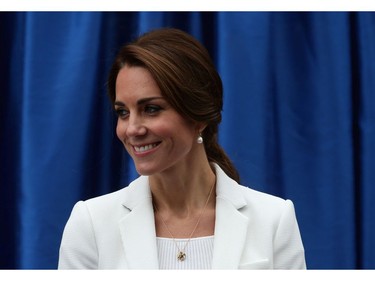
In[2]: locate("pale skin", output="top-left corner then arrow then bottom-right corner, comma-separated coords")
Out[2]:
115,65 -> 216,238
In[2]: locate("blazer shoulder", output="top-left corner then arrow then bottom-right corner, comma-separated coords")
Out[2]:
214,163 -> 289,211
84,175 -> 149,209
81,186 -> 127,214
232,183 -> 298,224
238,184 -> 287,206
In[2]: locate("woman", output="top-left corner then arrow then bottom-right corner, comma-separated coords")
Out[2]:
58,28 -> 306,269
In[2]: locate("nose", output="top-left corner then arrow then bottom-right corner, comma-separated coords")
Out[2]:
117,114 -> 147,140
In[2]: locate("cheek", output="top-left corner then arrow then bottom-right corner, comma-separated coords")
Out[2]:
158,121 -> 193,141
170,123 -> 197,147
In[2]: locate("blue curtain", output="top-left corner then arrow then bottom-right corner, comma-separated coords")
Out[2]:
1,11 -> 374,269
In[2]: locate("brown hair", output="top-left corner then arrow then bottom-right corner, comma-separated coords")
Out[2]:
108,28 -> 240,182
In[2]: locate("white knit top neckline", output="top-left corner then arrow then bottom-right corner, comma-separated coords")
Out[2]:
156,235 -> 214,269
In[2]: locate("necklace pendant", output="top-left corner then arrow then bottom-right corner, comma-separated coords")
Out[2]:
177,251 -> 186,261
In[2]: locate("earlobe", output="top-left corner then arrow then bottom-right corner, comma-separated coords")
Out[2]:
197,133 -> 203,144
194,122 -> 206,144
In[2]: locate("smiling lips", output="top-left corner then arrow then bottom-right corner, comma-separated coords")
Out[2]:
133,142 -> 160,154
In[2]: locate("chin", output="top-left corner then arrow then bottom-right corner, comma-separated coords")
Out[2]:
134,165 -> 158,176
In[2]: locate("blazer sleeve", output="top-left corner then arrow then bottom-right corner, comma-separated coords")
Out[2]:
58,201 -> 98,269
273,199 -> 306,269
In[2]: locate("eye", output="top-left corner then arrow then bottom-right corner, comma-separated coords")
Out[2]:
144,105 -> 162,115
115,108 -> 129,119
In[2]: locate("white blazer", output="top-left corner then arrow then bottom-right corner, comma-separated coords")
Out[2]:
58,164 -> 306,269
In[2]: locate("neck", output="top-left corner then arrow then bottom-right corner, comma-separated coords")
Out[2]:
149,161 -> 216,216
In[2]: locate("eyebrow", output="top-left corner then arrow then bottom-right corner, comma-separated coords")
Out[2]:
114,97 -> 165,107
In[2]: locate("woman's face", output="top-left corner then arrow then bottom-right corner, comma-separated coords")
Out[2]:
115,65 -> 198,175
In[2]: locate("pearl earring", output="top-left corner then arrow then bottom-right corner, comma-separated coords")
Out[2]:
197,133 -> 203,144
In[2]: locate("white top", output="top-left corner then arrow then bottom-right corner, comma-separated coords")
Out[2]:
156,236 -> 214,269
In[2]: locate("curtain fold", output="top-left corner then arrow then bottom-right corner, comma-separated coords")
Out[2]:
0,11 -> 374,269
352,13 -> 375,269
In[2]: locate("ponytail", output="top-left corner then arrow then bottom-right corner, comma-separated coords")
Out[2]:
203,126 -> 240,183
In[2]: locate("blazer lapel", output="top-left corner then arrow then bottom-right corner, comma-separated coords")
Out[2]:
117,165 -> 249,269
118,176 -> 159,269
211,164 -> 249,269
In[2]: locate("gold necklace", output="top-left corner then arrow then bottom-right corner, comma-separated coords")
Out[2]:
153,180 -> 215,262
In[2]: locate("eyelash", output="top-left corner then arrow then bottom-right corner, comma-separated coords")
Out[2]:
144,105 -> 162,114
115,105 -> 162,119
115,108 -> 129,118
